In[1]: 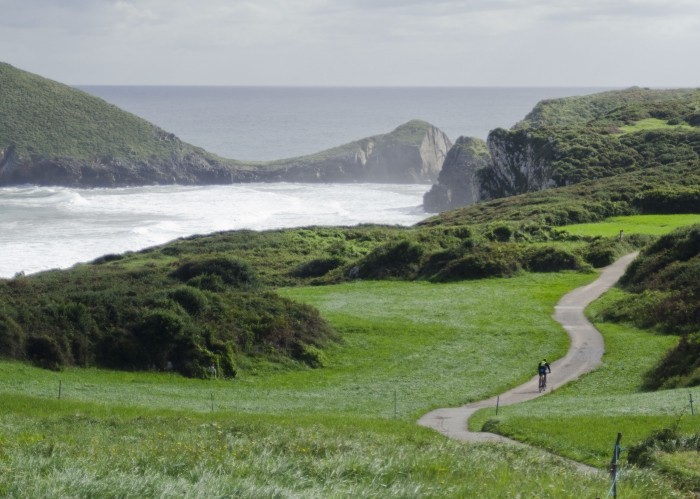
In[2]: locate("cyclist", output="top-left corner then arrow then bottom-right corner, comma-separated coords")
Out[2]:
538,358 -> 551,391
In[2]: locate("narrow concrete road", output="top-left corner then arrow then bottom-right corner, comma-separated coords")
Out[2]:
418,253 -> 638,450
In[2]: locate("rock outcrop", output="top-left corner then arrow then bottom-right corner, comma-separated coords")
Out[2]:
481,128 -> 557,199
423,137 -> 491,212
260,120 -> 452,184
423,88 -> 700,213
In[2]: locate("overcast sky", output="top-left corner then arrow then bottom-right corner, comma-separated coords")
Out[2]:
1,0 -> 699,86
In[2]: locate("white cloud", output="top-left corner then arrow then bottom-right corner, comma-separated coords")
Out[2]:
0,0 -> 699,85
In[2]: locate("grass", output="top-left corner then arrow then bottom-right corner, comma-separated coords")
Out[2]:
0,273 -> 592,419
0,271 -> 683,497
560,214 -> 700,237
469,289 -> 699,473
620,118 -> 695,134
0,395 -> 677,498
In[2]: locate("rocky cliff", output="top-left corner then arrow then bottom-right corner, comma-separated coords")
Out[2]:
422,137 -> 491,212
424,88 -> 700,212
259,120 -> 451,184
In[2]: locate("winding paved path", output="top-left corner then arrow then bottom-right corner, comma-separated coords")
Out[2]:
418,253 -> 638,451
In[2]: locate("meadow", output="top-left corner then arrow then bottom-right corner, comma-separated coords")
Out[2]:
560,214 -> 700,238
0,271 -> 682,497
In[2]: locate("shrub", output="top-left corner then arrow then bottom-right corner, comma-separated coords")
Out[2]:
627,422 -> 700,491
172,257 -> 259,288
487,224 -> 514,242
26,335 -> 65,370
432,253 -> 519,281
356,240 -> 424,279
135,309 -> 188,368
584,238 -> 620,267
91,253 -> 124,264
524,246 -> 583,272
643,332 -> 700,389
169,286 -> 209,315
298,344 -> 329,368
633,187 -> 700,214
97,328 -> 147,370
0,311 -> 25,358
291,257 -> 346,278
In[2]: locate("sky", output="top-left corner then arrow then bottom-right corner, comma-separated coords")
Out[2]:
1,0 -> 699,87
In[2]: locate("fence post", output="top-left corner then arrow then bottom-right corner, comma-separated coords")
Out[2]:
211,392 -> 214,412
393,390 -> 397,418
58,380 -> 62,400
609,432 -> 622,499
496,395 -> 500,416
690,392 -> 695,416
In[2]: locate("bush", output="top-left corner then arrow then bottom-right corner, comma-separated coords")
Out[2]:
91,253 -> 124,264
627,423 -> 700,491
169,286 -> 209,315
487,224 -> 514,242
135,309 -> 188,368
633,187 -> 700,214
26,335 -> 65,370
584,238 -> 621,267
524,246 -> 583,272
356,240 -> 424,279
291,257 -> 346,278
298,344 -> 329,368
172,257 -> 259,288
0,311 -> 25,358
643,332 -> 700,389
432,253 -> 519,281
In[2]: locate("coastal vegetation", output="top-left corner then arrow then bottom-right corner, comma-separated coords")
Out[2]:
0,272 -> 684,497
2,78 -> 700,494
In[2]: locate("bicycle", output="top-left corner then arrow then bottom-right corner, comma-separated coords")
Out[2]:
538,373 -> 547,392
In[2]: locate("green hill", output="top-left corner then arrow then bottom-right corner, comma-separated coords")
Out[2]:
426,87 -> 700,210
0,62 -> 256,186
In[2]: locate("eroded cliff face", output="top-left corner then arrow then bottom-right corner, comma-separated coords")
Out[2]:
482,128 -> 557,199
423,136 -> 491,212
423,128 -> 558,212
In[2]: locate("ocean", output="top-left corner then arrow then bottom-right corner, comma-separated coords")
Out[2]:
1,86 -> 606,278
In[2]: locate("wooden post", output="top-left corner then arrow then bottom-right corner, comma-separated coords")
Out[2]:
58,380 -> 62,400
691,392 -> 695,416
393,390 -> 397,419
210,392 -> 214,412
496,395 -> 500,415
609,432 -> 622,499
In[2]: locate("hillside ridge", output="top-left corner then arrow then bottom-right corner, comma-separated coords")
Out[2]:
0,62 -> 450,186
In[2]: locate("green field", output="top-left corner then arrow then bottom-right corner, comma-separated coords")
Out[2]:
0,271 -> 684,497
560,214 -> 700,237
620,118 -> 695,134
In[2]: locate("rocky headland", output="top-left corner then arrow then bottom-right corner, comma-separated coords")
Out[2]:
0,62 -> 450,187
424,87 -> 700,212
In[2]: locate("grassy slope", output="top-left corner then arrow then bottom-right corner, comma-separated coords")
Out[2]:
560,214 -> 700,237
0,272 -> 681,497
0,62 -> 225,163
515,87 -> 700,130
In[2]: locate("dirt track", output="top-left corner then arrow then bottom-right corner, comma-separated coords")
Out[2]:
417,253 -> 638,464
